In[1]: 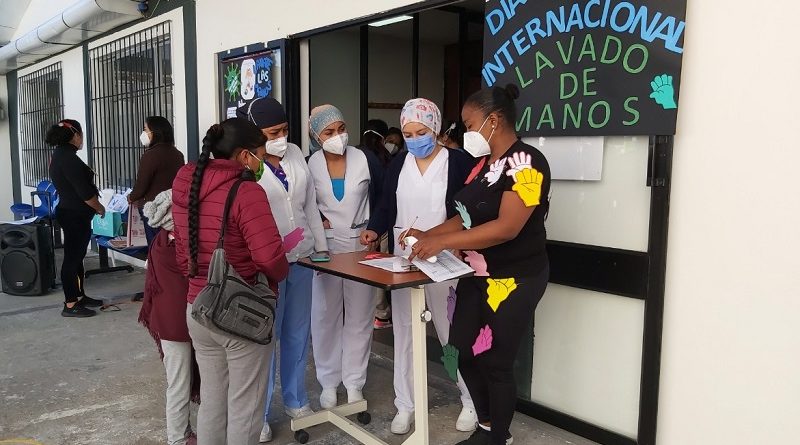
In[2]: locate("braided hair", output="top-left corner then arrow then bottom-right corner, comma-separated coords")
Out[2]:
187,118 -> 266,277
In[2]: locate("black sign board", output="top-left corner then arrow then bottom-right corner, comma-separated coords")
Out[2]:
482,0 -> 686,136
218,48 -> 278,121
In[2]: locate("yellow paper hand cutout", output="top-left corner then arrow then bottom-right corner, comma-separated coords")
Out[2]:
486,278 -> 518,312
511,168 -> 544,207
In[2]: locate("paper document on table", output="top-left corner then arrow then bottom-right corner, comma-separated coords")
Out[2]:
407,250 -> 475,282
359,256 -> 417,273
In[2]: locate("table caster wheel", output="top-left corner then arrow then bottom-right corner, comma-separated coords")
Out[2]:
357,411 -> 371,425
294,429 -> 309,444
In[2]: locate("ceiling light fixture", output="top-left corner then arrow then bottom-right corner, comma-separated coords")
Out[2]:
368,15 -> 413,27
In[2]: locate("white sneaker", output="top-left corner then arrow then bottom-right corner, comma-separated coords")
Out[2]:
456,406 -> 478,432
259,422 -> 272,442
390,410 -> 414,435
285,404 -> 315,419
346,388 -> 363,403
320,388 -> 338,409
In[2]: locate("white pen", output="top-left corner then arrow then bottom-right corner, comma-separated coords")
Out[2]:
398,216 -> 419,243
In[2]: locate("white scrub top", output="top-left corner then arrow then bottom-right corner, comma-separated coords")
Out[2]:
393,149 -> 449,256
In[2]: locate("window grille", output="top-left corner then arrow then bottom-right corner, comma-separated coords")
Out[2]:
88,21 -> 173,191
19,62 -> 63,187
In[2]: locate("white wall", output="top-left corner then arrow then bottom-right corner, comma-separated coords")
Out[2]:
0,75 -> 13,220
194,0 -> 422,154
657,1 -> 800,444
15,46 -> 86,203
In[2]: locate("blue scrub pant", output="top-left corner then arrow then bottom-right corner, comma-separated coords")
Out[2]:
264,263 -> 314,419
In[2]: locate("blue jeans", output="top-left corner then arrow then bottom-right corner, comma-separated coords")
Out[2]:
264,263 -> 314,419
138,205 -> 160,247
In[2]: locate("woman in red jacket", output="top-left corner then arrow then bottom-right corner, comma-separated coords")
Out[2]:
172,117 -> 289,445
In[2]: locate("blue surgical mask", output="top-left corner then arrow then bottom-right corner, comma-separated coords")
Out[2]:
404,133 -> 436,159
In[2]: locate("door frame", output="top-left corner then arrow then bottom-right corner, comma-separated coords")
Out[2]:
281,3 -> 673,445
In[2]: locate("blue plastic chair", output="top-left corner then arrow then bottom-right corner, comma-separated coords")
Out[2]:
10,180 -> 60,219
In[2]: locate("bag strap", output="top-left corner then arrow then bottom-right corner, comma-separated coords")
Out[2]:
216,178 -> 247,249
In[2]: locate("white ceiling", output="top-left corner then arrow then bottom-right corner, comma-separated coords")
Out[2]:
0,0 -> 32,45
360,0 -> 485,46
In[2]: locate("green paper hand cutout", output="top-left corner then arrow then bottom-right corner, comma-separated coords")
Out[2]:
649,74 -> 677,110
441,344 -> 460,382
455,201 -> 472,229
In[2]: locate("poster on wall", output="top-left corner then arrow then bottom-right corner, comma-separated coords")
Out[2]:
219,49 -> 278,121
482,0 -> 686,136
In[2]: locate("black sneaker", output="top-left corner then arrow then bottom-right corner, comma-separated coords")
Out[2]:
62,304 -> 97,318
456,428 -> 491,445
77,295 -> 104,308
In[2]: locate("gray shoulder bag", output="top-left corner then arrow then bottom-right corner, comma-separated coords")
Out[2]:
191,179 -> 276,345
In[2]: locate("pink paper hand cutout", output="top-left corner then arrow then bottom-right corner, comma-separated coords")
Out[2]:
464,250 -> 489,276
465,157 -> 487,184
472,325 -> 493,356
283,227 -> 305,252
447,286 -> 457,325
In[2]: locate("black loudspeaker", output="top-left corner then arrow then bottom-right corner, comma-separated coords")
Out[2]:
0,223 -> 55,296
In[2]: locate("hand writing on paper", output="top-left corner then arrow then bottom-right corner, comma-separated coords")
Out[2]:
407,234 -> 444,262
441,344 -> 460,382
447,286 -> 457,325
455,201 -> 472,229
282,227 -> 305,252
463,250 -> 489,277
484,157 -> 507,186
505,152 -> 532,177
486,278 -> 518,312
511,168 -> 544,207
649,74 -> 677,110
472,325 -> 493,356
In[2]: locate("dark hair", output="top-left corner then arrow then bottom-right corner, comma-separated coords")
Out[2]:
145,116 -> 175,146
187,118 -> 266,277
387,127 -> 405,150
440,119 -> 466,148
464,84 -> 520,128
45,119 -> 82,147
361,119 -> 391,166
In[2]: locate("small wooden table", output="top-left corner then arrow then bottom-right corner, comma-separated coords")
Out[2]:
296,251 -> 457,445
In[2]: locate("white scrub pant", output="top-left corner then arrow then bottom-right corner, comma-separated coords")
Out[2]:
264,263 -> 313,418
391,280 -> 474,413
311,272 -> 375,392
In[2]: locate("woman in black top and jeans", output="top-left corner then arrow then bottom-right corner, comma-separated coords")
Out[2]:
47,119 -> 106,318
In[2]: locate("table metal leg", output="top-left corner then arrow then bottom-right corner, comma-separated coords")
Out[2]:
403,285 -> 430,445
289,285 -> 431,445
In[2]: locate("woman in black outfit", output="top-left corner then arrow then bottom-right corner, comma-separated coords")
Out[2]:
47,119 -> 106,318
406,85 -> 551,445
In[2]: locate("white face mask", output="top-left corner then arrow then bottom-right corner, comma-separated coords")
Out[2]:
139,131 -> 151,147
265,136 -> 288,157
322,132 -> 348,155
385,142 -> 398,154
463,116 -> 495,158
